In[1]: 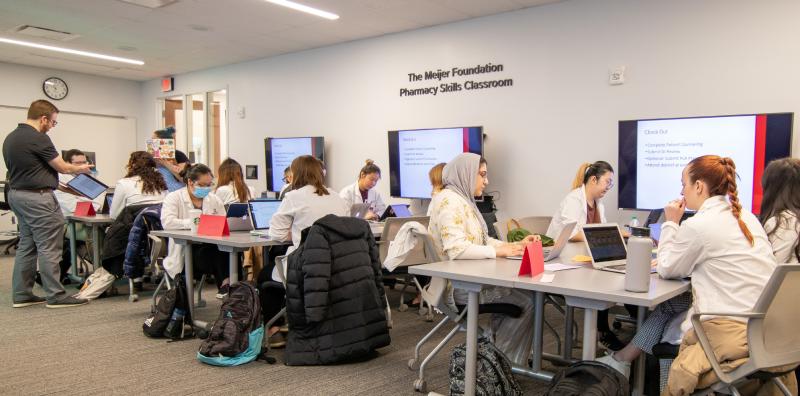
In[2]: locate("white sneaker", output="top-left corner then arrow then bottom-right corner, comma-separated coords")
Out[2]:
596,352 -> 631,378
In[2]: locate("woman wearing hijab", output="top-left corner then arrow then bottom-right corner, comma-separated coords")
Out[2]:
427,152 -> 540,366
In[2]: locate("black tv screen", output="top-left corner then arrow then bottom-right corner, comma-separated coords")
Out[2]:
388,126 -> 483,199
618,113 -> 793,213
264,137 -> 324,192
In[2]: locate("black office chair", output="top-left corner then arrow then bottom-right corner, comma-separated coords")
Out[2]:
0,181 -> 20,255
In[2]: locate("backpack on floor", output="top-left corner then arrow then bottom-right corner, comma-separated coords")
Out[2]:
546,361 -> 629,396
197,281 -> 264,366
449,336 -> 523,396
143,275 -> 193,340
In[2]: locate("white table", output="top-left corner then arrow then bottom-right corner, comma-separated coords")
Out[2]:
65,214 -> 114,281
149,230 -> 285,329
410,243 -> 690,396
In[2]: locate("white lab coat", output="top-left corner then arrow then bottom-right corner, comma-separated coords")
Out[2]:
383,221 -> 428,272
269,185 -> 350,281
110,176 -> 167,219
55,174 -> 103,216
214,183 -> 256,205
657,195 -> 776,334
160,188 -> 226,278
339,181 -> 386,217
546,186 -> 606,238
763,210 -> 799,263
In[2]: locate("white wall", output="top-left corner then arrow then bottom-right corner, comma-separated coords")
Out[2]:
138,0 -> 800,222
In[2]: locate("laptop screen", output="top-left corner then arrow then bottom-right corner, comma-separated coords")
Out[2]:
67,173 -> 108,199
391,204 -> 412,218
227,203 -> 249,218
583,225 -> 627,263
248,200 -> 282,230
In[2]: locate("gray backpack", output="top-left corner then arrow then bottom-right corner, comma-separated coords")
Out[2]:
449,337 -> 523,396
546,361 -> 629,396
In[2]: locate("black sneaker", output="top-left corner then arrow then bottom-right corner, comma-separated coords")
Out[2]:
12,295 -> 46,308
45,296 -> 89,309
599,331 -> 625,351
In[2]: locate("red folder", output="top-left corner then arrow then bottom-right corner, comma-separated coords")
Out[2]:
74,201 -> 96,216
197,214 -> 229,236
518,241 -> 545,277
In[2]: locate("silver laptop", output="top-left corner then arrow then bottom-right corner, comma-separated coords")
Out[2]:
350,203 -> 371,219
582,223 -> 631,274
248,199 -> 282,237
507,221 -> 576,262
226,203 -> 252,232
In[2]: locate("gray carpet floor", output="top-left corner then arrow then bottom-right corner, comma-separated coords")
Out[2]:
0,255 -> 582,395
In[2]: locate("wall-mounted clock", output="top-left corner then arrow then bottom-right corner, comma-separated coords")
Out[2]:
43,77 -> 68,100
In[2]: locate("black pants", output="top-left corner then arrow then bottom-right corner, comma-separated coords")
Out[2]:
191,243 -> 232,290
257,245 -> 290,327
597,304 -> 638,332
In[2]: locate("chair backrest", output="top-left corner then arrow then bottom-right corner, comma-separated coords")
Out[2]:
147,235 -> 167,266
378,216 -> 430,266
516,216 -> 553,236
747,263 -> 800,369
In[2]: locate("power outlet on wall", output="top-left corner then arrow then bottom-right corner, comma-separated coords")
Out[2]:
237,107 -> 246,119
609,66 -> 626,85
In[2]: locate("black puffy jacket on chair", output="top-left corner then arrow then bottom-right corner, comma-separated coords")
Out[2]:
285,214 -> 391,365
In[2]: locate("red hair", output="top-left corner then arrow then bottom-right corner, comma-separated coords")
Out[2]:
687,155 -> 754,245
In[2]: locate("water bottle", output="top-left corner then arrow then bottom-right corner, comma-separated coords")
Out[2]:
164,307 -> 186,338
629,216 -> 640,231
625,227 -> 653,292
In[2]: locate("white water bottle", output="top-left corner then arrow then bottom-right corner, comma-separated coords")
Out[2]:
629,216 -> 640,229
625,227 -> 652,292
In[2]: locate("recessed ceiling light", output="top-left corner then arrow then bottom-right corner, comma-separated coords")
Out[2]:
264,0 -> 339,20
0,37 -> 144,65
188,24 -> 211,32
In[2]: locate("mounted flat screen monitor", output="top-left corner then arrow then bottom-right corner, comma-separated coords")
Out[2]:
265,137 -> 324,192
618,113 -> 793,213
388,126 -> 483,199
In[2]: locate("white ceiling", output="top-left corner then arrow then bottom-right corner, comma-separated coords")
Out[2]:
0,0 -> 562,81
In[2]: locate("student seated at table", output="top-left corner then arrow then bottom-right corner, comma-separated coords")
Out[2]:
261,155 -> 349,345
152,127 -> 191,192
278,166 -> 292,199
759,157 -> 800,264
161,163 -> 231,298
547,160 -> 627,350
109,151 -> 167,219
427,152 -> 540,366
215,158 -> 254,205
340,159 -> 386,221
597,155 -> 777,387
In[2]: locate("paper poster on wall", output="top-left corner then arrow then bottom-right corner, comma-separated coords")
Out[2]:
145,138 -> 175,159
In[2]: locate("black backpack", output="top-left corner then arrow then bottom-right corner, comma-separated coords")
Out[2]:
449,337 -> 523,396
143,276 -> 193,340
198,281 -> 262,357
546,361 -> 629,396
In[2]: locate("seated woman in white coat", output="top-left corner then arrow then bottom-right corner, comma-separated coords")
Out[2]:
214,158 -> 255,205
428,153 -> 540,366
759,157 -> 800,264
161,163 -> 231,297
339,159 -> 386,221
546,160 -> 614,242
109,151 -> 168,219
262,155 -> 350,343
597,156 -> 777,382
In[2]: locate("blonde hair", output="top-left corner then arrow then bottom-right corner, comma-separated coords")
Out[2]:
429,162 -> 446,194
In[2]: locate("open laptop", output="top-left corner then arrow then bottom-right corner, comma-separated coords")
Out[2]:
248,199 -> 282,236
583,223 -> 655,274
99,192 -> 114,214
226,202 -> 252,231
507,221 -> 576,262
378,204 -> 412,221
66,173 -> 108,200
350,203 -> 371,219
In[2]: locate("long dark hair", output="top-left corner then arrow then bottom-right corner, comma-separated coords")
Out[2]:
572,161 -> 614,189
217,158 -> 250,202
759,157 -> 800,261
125,151 -> 167,194
688,155 -> 753,245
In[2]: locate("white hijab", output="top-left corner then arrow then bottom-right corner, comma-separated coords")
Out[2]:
443,153 -> 489,240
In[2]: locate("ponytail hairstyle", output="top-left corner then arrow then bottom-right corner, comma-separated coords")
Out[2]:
359,159 -> 381,179
153,126 -> 176,139
759,157 -> 800,261
571,161 -> 614,190
125,151 -> 167,195
216,158 -> 251,202
688,155 -> 754,245
180,163 -> 213,184
291,155 -> 328,196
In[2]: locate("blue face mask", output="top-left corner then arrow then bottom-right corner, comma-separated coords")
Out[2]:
192,186 -> 212,199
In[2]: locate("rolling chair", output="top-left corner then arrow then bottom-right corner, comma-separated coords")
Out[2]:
0,181 -> 19,254
378,216 -> 433,321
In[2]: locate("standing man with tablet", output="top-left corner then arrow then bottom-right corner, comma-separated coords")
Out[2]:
3,100 -> 93,308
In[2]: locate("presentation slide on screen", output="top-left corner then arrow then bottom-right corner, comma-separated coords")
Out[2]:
636,116 -> 755,209
398,128 -> 464,198
270,138 -> 312,191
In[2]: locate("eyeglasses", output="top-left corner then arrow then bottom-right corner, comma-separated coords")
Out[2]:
46,118 -> 58,126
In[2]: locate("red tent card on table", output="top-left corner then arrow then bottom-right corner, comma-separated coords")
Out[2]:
74,201 -> 96,216
518,241 -> 545,277
197,214 -> 229,236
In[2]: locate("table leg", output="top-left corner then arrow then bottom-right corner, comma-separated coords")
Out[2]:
632,306 -> 647,396
229,252 -> 238,285
563,306 -> 575,360
91,225 -> 101,271
465,289 -> 479,396
582,308 -> 598,360
69,221 -> 78,277
531,291 -> 545,371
